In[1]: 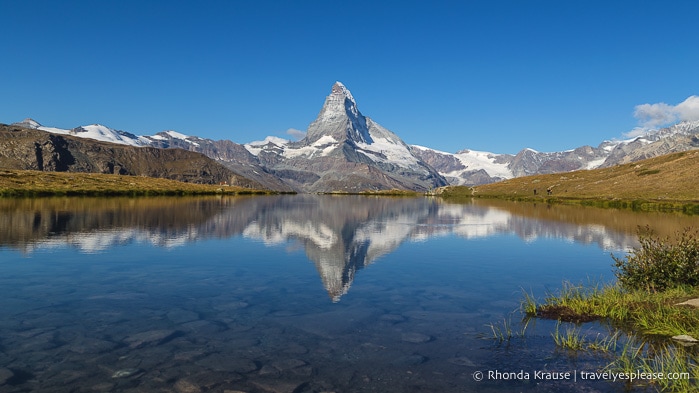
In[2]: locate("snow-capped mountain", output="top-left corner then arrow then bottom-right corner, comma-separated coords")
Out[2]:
598,120 -> 699,168
13,118 -> 151,147
411,146 -> 515,186
10,87 -> 699,190
412,120 -> 699,186
243,81 -> 447,192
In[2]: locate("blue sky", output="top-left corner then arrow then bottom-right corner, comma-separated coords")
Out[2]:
2,0 -> 698,154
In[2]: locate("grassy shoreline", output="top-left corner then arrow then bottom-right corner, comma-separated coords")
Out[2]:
521,282 -> 699,392
515,227 -> 699,392
436,185 -> 699,214
525,281 -> 699,338
0,169 -> 283,197
437,150 -> 699,213
528,227 -> 699,339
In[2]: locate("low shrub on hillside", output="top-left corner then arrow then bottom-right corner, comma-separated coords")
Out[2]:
613,226 -> 699,291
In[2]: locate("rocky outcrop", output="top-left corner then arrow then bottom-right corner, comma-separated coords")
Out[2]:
145,132 -> 293,191
412,147 -> 466,174
508,146 -> 606,177
600,122 -> 699,167
0,124 -> 264,188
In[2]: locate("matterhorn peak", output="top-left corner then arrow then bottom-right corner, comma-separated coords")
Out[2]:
304,81 -> 371,144
331,81 -> 356,105
316,81 -> 361,122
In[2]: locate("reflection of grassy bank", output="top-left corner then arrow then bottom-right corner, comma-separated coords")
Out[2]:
0,170 -> 279,196
323,189 -> 422,196
521,227 -> 699,391
439,151 -> 699,214
462,198 -> 699,245
0,196 -> 240,250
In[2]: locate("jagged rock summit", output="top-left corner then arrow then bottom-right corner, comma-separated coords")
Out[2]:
245,82 -> 448,192
305,81 -> 372,145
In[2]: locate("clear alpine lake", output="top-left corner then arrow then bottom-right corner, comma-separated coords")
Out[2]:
1,195 -> 698,392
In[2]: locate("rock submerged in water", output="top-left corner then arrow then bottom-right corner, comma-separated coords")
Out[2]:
174,378 -> 202,393
124,329 -> 178,348
447,357 -> 477,367
111,368 -> 142,378
167,309 -> 200,324
0,367 -> 14,385
401,332 -> 433,343
391,354 -> 427,366
195,353 -> 258,374
379,314 -> 406,324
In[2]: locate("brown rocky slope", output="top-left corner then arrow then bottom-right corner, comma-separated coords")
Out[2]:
0,124 -> 264,188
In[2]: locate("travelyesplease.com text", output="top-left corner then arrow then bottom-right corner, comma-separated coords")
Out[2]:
472,369 -> 690,383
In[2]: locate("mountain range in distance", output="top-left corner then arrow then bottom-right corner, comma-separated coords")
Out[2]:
8,82 -> 699,192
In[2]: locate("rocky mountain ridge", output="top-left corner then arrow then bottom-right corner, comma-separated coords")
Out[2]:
11,119 -> 291,192
9,83 -> 699,190
0,124 -> 264,188
412,120 -> 699,185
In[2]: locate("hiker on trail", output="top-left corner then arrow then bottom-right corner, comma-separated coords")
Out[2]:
547,187 -> 552,195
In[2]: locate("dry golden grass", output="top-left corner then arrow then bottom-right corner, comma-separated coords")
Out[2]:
463,150 -> 699,207
0,169 -> 275,196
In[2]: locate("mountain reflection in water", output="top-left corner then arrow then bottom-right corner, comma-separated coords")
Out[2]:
1,195 -> 693,302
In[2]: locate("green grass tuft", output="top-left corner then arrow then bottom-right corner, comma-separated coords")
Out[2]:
486,314 -> 530,342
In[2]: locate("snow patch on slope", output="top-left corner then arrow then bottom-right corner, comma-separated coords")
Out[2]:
284,135 -> 339,158
162,130 -> 200,146
244,136 -> 290,156
453,149 -> 513,179
164,130 -> 190,140
584,157 -> 607,169
356,136 -> 424,172
412,145 -> 513,181
38,124 -> 150,147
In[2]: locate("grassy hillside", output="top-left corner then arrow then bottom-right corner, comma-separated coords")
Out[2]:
0,170 -> 279,197
439,150 -> 699,212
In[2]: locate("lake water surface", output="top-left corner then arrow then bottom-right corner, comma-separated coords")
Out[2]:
1,195 -> 697,393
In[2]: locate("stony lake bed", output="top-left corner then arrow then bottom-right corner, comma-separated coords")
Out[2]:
1,195 -> 698,393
